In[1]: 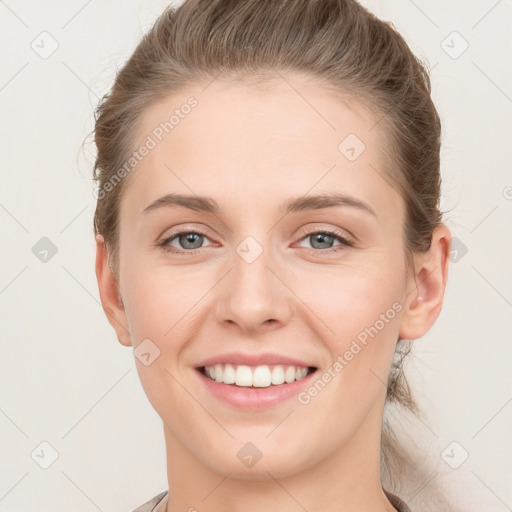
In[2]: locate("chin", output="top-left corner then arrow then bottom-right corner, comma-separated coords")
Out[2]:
194,436 -> 319,481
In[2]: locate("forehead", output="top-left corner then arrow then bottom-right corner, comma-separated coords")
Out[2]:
120,74 -> 400,222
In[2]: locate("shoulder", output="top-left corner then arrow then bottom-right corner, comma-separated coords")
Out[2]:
132,491 -> 168,512
384,489 -> 413,512
132,490 -> 409,512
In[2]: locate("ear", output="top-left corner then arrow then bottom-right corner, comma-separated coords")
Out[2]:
95,234 -> 132,347
399,224 -> 451,341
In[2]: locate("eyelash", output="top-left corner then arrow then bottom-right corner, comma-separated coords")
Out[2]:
158,227 -> 355,255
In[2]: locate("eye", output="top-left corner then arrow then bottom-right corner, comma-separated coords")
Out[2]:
295,229 -> 354,252
158,227 -> 354,256
159,230 -> 214,254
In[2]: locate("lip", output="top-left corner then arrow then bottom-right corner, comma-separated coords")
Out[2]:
194,352 -> 316,369
195,365 -> 318,410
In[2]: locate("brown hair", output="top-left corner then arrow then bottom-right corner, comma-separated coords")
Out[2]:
92,0 -> 443,489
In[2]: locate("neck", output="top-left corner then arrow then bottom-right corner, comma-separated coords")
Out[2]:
162,403 -> 397,512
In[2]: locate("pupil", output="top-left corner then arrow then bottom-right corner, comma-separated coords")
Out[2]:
313,233 -> 332,249
182,233 -> 201,249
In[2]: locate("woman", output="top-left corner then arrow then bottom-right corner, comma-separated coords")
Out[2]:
92,0 -> 451,510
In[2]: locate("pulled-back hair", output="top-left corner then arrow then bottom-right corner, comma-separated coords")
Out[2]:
92,0 -> 443,490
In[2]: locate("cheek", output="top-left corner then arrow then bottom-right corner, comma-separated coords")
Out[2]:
298,256 -> 406,344
119,248 -> 204,343
120,267 -> 203,424
294,253 -> 407,399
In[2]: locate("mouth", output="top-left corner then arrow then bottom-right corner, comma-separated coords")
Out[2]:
198,363 -> 318,388
194,357 -> 319,409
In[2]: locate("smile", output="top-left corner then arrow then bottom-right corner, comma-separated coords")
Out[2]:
201,364 -> 315,387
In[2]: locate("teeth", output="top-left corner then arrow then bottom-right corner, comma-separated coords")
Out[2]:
253,365 -> 272,387
223,364 -> 236,384
271,365 -> 285,385
203,364 -> 311,387
235,365 -> 253,386
284,366 -> 296,383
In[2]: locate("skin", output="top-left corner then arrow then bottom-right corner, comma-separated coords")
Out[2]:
95,72 -> 450,512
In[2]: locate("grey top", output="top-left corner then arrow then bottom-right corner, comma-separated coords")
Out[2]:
132,491 -> 167,512
385,489 -> 413,511
132,489 -> 412,511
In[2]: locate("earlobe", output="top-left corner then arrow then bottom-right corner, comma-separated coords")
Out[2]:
95,234 -> 132,347
399,224 -> 451,341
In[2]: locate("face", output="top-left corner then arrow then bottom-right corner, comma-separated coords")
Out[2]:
111,74 -> 416,478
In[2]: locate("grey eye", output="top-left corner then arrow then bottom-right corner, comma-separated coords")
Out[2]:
177,232 -> 204,250
308,233 -> 336,250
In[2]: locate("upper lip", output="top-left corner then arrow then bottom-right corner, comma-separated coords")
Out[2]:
195,352 -> 317,369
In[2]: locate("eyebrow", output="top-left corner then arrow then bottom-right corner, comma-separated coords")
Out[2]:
142,192 -> 377,217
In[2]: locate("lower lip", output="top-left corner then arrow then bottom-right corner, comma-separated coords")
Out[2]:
196,368 -> 317,410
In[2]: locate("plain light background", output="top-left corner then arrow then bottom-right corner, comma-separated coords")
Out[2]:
0,0 -> 510,510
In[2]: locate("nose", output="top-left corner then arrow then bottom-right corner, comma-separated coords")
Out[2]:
215,242 -> 293,334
